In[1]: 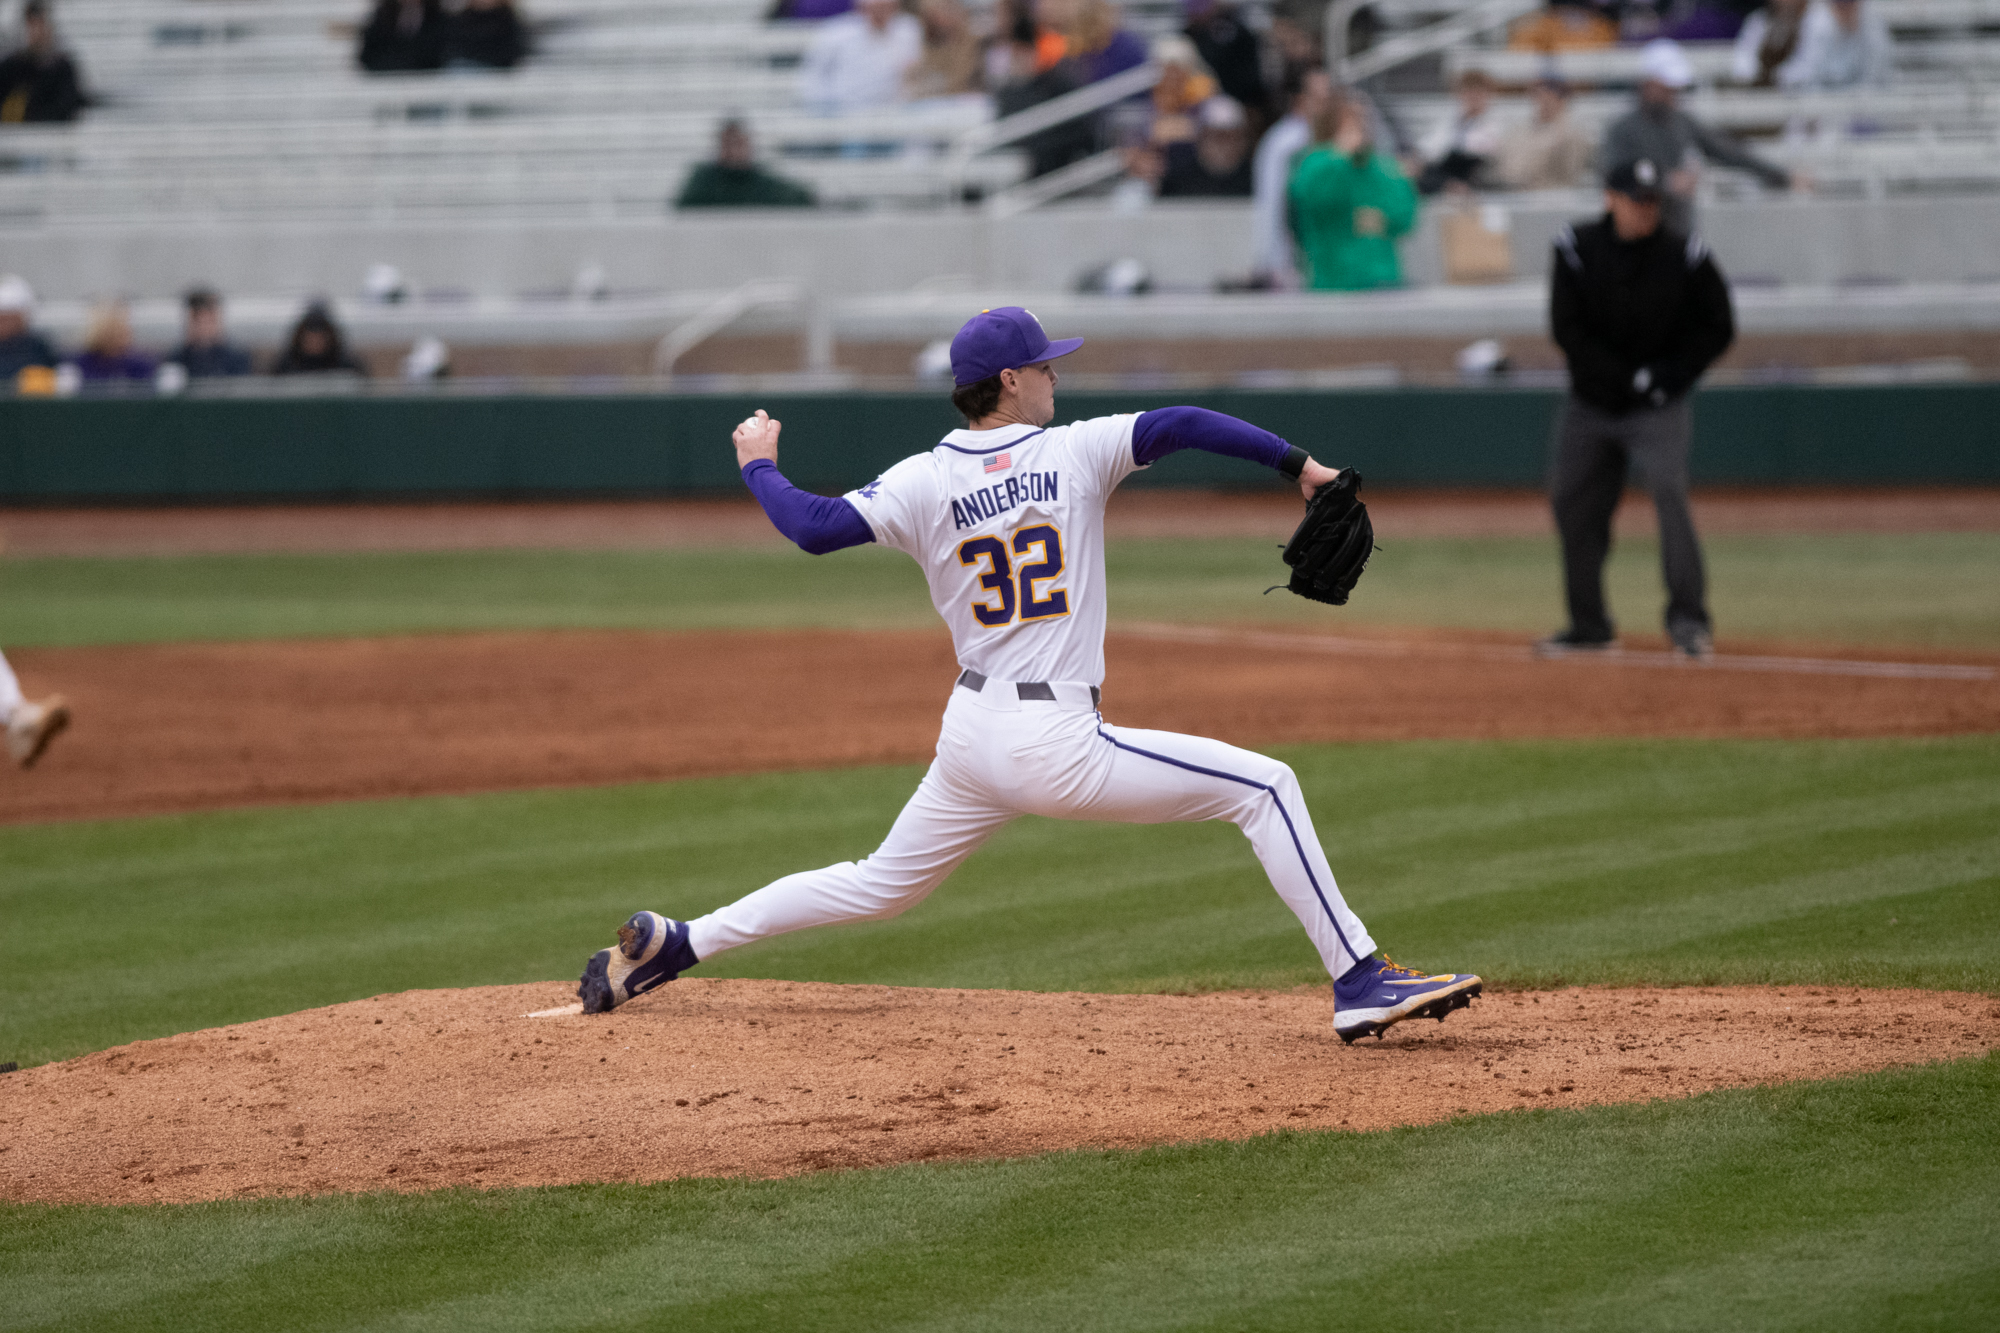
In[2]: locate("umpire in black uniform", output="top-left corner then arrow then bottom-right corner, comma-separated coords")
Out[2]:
1543,157 -> 1735,659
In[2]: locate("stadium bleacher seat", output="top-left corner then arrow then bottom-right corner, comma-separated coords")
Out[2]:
3,0 -> 1999,362
0,0 -> 1212,226
7,0 -> 1999,227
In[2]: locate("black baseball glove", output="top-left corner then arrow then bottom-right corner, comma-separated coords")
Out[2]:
1273,469 -> 1374,606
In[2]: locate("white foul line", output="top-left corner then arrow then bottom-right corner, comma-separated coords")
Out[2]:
1115,624 -> 1996,683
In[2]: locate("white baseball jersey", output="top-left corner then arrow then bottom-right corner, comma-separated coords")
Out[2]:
686,407 -> 1380,986
842,414 -> 1141,687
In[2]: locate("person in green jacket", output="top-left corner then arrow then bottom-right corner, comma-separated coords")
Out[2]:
1287,96 -> 1418,291
674,120 -> 817,210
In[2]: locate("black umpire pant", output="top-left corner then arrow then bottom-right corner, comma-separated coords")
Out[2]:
1549,394 -> 1710,641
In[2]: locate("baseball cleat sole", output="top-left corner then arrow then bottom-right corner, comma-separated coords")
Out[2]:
1335,976 -> 1482,1044
577,948 -> 622,1015
578,911 -> 696,1014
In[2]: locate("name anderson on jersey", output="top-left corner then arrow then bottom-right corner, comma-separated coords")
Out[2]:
950,470 -> 1060,531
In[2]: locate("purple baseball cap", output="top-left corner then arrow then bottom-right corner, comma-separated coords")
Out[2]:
949,306 -> 1085,386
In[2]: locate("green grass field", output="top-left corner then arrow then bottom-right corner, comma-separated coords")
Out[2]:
6,1055 -> 1996,1333
5,736 -> 1996,1070
4,738 -> 1997,1328
5,532 -> 1997,648
4,523 -> 1996,1329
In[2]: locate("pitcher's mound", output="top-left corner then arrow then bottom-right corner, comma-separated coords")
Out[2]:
4,979 -> 1994,1205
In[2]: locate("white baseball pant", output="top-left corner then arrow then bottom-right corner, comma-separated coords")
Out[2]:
685,680 -> 1377,977
0,649 -> 23,724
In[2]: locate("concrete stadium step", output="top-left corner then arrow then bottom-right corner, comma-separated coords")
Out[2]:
7,194 -> 1997,302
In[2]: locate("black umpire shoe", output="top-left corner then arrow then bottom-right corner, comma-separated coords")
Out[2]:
1534,629 -> 1618,658
1669,623 -> 1715,661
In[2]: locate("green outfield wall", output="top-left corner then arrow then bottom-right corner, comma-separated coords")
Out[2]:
1,381 -> 1993,502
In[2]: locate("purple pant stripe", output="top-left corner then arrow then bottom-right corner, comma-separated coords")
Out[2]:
1094,727 -> 1361,965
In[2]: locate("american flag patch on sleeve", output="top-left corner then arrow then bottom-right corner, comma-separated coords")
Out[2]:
983,452 -> 1012,473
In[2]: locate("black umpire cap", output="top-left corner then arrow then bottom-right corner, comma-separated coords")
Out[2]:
1606,158 -> 1666,201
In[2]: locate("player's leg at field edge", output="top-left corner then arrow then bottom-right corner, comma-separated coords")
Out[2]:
0,649 -> 23,723
686,760 -> 1014,960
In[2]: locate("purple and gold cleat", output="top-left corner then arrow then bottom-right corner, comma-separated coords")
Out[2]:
1334,955 -> 1482,1044
577,911 -> 698,1014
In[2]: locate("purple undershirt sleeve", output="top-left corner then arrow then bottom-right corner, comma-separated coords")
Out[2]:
1131,406 -> 1295,471
741,458 -> 875,555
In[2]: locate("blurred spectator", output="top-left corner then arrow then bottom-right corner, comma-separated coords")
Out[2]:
1265,2 -> 1324,95
1603,40 -> 1797,231
1148,34 -> 1216,146
1731,0 -> 1809,85
907,0 -> 981,99
1289,94 -> 1417,290
983,0 -> 1058,87
1493,75 -> 1593,188
72,302 -> 154,384
800,0 -> 922,113
169,288 -> 254,378
982,0 -> 1022,87
1508,0 -> 1617,52
358,0 -> 445,73
1252,69 -> 1332,286
273,303 -> 369,376
1028,2 -> 1069,72
1183,1 -> 1269,127
1778,0 -> 1892,88
1416,69 -> 1502,195
1159,95 -> 1254,196
993,12 -> 1093,177
1659,0 -> 1758,41
0,274 -> 59,380
443,0 -> 528,70
0,1 -> 85,123
675,119 -> 816,208
1053,0 -> 1148,84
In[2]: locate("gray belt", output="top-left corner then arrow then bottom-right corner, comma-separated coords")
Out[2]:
957,669 -> 1100,707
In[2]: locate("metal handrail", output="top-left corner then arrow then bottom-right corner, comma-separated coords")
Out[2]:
653,280 -> 830,377
945,61 -> 1161,199
1325,0 -> 1541,84
984,148 -> 1129,218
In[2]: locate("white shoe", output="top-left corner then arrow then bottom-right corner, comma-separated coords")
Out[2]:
7,695 -> 70,769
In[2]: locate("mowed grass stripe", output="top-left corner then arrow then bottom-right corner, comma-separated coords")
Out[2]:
4,532 -> 1997,648
2,737 -> 1994,1070
3,1057 -> 1995,1332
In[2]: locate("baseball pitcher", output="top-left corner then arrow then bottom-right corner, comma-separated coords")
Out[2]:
580,307 -> 1479,1042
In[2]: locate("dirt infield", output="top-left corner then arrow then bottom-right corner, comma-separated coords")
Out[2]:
3,980 -> 1993,1205
3,487 -> 1997,555
3,626 -> 1995,826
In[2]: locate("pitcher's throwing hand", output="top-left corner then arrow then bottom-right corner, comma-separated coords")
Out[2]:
732,408 -> 781,466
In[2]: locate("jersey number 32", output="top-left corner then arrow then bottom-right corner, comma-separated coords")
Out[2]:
957,525 -> 1069,627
